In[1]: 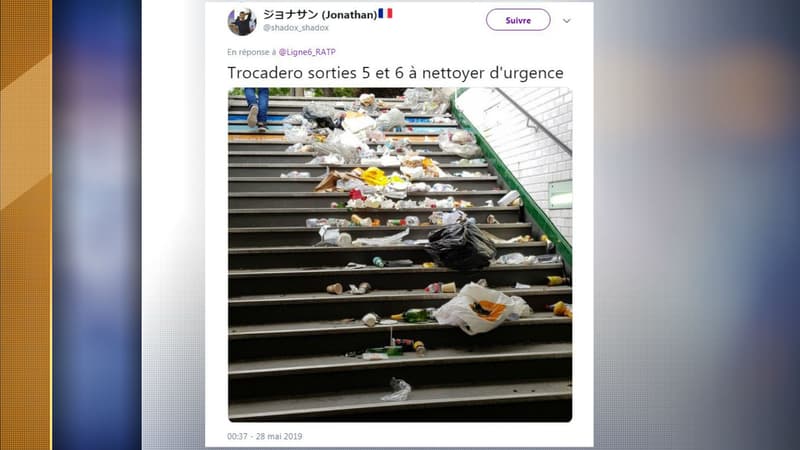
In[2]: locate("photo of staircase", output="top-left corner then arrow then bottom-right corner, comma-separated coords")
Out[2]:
226,90 -> 573,421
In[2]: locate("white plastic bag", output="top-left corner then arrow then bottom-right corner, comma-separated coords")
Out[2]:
380,377 -> 411,402
342,114 -> 376,136
285,127 -> 312,144
351,228 -> 410,247
376,108 -> 406,131
434,283 -> 533,335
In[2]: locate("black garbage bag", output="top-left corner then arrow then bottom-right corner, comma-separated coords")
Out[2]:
303,102 -> 341,130
424,222 -> 497,270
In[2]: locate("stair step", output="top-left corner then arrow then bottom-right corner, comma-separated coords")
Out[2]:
231,242 -> 543,253
229,119 -> 459,128
228,344 -> 571,401
230,263 -> 563,279
229,206 -> 520,228
229,162 -> 486,177
229,316 -> 571,360
229,263 -> 565,296
229,286 -> 570,325
230,286 -> 571,306
230,342 -> 571,378
229,379 -> 572,421
229,151 -> 471,164
228,176 -> 499,193
229,190 -> 505,208
229,223 -> 535,247
229,243 -> 547,270
229,141 -> 443,151
229,313 -> 569,339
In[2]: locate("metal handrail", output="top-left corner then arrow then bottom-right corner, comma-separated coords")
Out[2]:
493,88 -> 573,156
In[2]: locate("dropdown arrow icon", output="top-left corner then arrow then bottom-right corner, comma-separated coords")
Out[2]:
563,18 -> 571,23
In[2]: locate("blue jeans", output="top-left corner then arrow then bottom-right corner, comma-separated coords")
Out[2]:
244,88 -> 269,123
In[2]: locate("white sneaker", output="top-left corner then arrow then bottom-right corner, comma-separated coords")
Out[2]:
247,104 -> 258,128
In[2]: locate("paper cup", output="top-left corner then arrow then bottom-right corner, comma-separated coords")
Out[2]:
326,283 -> 344,295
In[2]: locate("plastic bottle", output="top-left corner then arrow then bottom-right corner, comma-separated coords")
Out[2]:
387,219 -> 406,226
547,275 -> 571,286
405,216 -> 420,226
372,256 -> 385,267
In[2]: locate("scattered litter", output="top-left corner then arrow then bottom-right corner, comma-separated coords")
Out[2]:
456,171 -> 484,178
352,228 -> 410,246
284,126 -> 312,143
429,115 -> 456,124
390,307 -> 437,323
350,214 -> 373,227
302,102 -> 339,129
345,262 -> 368,269
431,183 -> 456,192
514,282 -> 532,289
533,254 -> 562,264
438,130 -> 482,158
405,216 -> 421,226
547,275 -> 571,286
495,252 -> 527,265
424,282 -> 457,293
337,233 -> 353,247
376,107 -> 406,131
434,283 -> 534,335
372,257 -> 414,267
285,143 -> 314,153
392,338 -> 426,355
280,171 -> 311,178
318,225 -> 340,245
362,353 -> 389,360
361,167 -> 389,186
326,283 -> 344,295
361,312 -> 380,327
548,301 -> 573,319
366,129 -> 386,142
425,222 -> 497,270
498,190 -> 521,206
305,218 -> 352,228
342,112 -> 377,137
307,153 -> 345,165
456,158 -> 486,166
408,182 -> 430,192
359,93 -> 376,107
353,282 -> 372,294
486,214 -> 500,224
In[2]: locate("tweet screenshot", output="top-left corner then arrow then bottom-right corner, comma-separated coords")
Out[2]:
204,2 -> 593,447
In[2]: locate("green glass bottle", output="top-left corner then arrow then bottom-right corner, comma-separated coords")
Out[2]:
391,307 -> 436,323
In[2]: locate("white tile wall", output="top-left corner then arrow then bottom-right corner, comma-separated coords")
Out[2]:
456,88 -> 573,243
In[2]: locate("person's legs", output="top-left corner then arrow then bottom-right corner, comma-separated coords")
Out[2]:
257,88 -> 269,124
244,88 -> 258,128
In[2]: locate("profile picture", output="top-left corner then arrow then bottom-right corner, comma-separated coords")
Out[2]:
228,8 -> 256,36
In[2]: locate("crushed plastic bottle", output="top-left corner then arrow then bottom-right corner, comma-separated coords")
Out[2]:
280,171 -> 311,178
405,216 -> 420,226
495,253 -> 526,265
380,377 -> 412,401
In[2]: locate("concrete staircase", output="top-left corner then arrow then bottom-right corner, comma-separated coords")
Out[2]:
228,95 -> 573,421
